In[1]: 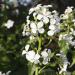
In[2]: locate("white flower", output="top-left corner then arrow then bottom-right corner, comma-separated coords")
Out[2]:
22,44 -> 30,55
22,24 -> 30,36
29,8 -> 34,14
25,44 -> 30,51
49,25 -> 56,30
59,34 -> 63,41
30,21 -> 44,34
50,18 -> 56,25
65,7 -> 73,14
43,16 -> 49,24
41,50 -> 48,58
31,28 -> 37,34
29,35 -> 35,40
37,14 -> 43,20
47,30 -> 55,36
37,21 -> 44,28
30,22 -> 37,34
63,35 -> 73,42
41,49 -> 51,65
26,50 -> 35,62
38,28 -> 45,34
61,14 -> 69,19
22,31 -> 26,36
30,22 -> 36,29
41,50 -> 48,65
42,58 -> 48,65
4,20 -> 14,29
22,50 -> 27,55
26,50 -> 40,64
34,53 -> 40,64
56,51 -> 69,74
33,12 -> 37,18
70,40 -> 75,46
59,63 -> 68,74
37,21 -> 45,34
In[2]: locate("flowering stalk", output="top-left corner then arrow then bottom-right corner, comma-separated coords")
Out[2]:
22,4 -> 75,75
37,36 -> 42,53
35,66 -> 39,75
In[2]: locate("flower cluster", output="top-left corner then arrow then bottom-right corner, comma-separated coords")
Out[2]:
22,4 -> 75,75
59,6 -> 75,48
22,44 -> 52,65
22,4 -> 60,37
56,51 -> 69,74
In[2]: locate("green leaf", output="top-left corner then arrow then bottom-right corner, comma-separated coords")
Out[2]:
58,40 -> 69,54
70,51 -> 75,67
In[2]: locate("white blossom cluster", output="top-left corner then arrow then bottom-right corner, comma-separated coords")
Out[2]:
22,44 -> 52,65
0,71 -> 11,75
56,51 -> 69,74
22,5 -> 75,74
59,6 -> 75,48
22,4 -> 61,37
59,34 -> 75,47
60,6 -> 73,19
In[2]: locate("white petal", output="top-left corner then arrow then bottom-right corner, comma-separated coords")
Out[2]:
33,12 -> 37,17
37,14 -> 43,20
34,60 -> 40,64
34,54 -> 40,60
22,50 -> 27,55
22,31 -> 25,36
31,28 -> 37,34
49,25 -> 56,30
30,22 -> 36,29
41,50 -> 48,58
29,35 -> 35,40
29,8 -> 34,14
43,58 -> 48,65
34,53 -> 40,64
65,7 -> 73,14
26,50 -> 35,62
25,44 -> 30,51
50,18 -> 56,25
43,17 -> 49,24
38,28 -> 45,34
37,21 -> 44,28
47,30 -> 54,36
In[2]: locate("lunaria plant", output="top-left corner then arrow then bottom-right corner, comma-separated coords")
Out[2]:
22,4 -> 75,75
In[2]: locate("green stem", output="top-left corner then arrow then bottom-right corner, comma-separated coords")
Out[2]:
63,72 -> 66,75
35,66 -> 38,75
37,37 -> 42,53
45,39 -> 52,47
38,66 -> 46,74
